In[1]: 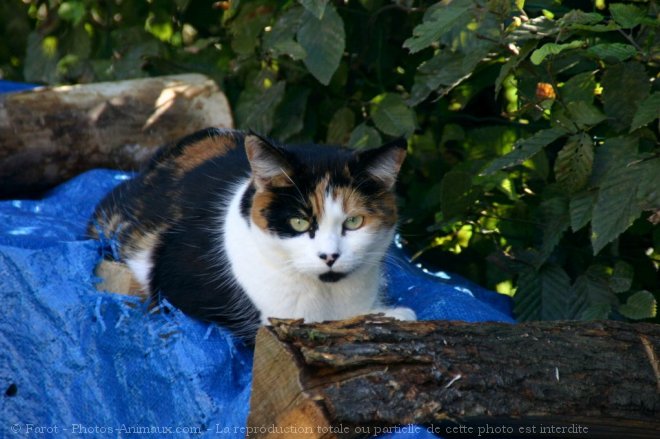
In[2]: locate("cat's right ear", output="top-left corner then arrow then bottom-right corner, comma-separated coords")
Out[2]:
245,134 -> 294,190
355,137 -> 407,190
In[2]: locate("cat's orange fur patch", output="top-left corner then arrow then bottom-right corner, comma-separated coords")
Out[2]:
333,186 -> 397,229
126,228 -> 164,257
309,174 -> 330,218
251,190 -> 275,230
89,210 -> 123,239
174,135 -> 235,174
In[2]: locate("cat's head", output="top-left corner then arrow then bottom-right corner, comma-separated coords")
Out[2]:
243,134 -> 406,283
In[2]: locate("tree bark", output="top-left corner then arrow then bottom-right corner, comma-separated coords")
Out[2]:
0,74 -> 232,198
248,316 -> 660,438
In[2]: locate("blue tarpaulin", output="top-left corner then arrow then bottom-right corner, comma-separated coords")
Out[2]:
0,82 -> 514,438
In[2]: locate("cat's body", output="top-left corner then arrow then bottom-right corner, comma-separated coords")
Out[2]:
89,128 -> 415,340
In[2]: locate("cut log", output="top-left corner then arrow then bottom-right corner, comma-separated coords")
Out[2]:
248,316 -> 660,438
0,74 -> 233,198
94,260 -> 144,297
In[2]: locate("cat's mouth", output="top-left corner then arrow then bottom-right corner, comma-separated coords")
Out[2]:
318,271 -> 348,283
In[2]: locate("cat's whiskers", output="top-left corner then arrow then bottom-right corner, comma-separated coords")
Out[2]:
281,168 -> 307,206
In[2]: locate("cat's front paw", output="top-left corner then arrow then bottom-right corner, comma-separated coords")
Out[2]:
379,306 -> 417,321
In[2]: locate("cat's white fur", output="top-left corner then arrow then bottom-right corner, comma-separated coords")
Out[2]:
223,181 -> 416,324
125,248 -> 153,288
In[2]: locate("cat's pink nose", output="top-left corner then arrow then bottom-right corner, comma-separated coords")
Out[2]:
319,252 -> 340,267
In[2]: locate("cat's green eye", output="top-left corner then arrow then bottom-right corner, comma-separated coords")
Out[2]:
289,217 -> 311,233
343,215 -> 364,230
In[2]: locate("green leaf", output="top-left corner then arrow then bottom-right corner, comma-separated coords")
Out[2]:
326,107 -> 355,145
274,40 -> 307,60
410,43 -> 493,105
403,2 -> 471,54
560,71 -> 596,104
586,43 -> 636,62
297,4 -> 345,85
263,6 -> 307,60
549,107 -> 579,133
513,269 -> 541,321
636,157 -> 660,209
497,176 -> 518,201
495,41 -> 538,97
514,264 -> 572,321
235,78 -> 286,135
229,2 -> 272,55
630,92 -> 660,132
481,127 -> 566,175
61,24 -> 91,59
591,138 -> 644,254
371,93 -> 416,138
559,10 -> 604,27
530,40 -> 585,65
569,190 -> 596,232
539,196 -> 570,261
566,101 -> 607,128
572,272 -> 615,320
619,290 -> 657,320
487,0 -> 511,16
298,0 -> 328,19
568,22 -> 620,32
272,86 -> 310,141
56,54 -> 83,79
602,62 -> 650,130
108,27 -> 162,79
348,123 -> 382,149
581,303 -> 612,320
23,32 -> 60,84
590,135 -> 638,186
440,171 -> 479,219
58,1 -> 86,26
609,3 -> 656,29
610,261 -> 634,293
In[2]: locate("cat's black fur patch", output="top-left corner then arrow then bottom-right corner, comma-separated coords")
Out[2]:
318,271 -> 348,283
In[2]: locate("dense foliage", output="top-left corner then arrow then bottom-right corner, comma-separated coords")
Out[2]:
1,0 -> 658,322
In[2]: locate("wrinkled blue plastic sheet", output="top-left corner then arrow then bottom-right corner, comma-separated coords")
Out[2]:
1,169 -> 514,438
0,80 -> 36,94
1,82 -> 514,439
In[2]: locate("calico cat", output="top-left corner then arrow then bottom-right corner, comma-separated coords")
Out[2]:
89,128 -> 415,340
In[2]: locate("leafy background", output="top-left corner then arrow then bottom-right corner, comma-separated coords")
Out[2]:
1,0 -> 658,322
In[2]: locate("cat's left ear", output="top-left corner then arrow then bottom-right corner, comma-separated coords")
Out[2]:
245,134 -> 294,190
356,137 -> 407,190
